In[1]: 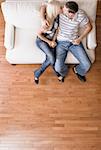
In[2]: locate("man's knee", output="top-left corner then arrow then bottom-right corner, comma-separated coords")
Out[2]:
82,59 -> 91,72
54,60 -> 62,73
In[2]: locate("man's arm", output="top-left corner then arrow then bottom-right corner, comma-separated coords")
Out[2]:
79,21 -> 92,41
40,4 -> 50,27
40,5 -> 46,22
73,21 -> 92,45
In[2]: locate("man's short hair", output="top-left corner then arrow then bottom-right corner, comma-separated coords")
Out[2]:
65,1 -> 78,13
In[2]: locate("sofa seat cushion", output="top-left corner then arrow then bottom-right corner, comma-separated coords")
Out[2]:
6,28 -> 46,64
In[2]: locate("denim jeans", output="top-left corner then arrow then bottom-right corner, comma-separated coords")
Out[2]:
34,37 -> 55,78
55,41 -> 91,77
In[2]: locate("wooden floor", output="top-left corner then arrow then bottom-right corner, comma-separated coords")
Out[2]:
0,1 -> 101,150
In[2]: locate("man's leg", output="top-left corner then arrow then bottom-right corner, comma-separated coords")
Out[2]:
69,43 -> 91,76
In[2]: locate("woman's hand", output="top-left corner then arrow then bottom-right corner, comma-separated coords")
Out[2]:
48,41 -> 57,48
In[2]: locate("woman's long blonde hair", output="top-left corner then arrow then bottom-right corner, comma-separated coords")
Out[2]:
46,0 -> 61,27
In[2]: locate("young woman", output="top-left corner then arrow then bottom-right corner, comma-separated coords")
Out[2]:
34,0 -> 61,84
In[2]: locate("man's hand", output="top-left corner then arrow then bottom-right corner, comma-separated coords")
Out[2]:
72,22 -> 92,46
72,37 -> 82,45
42,19 -> 50,29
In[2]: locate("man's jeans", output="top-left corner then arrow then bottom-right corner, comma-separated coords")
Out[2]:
34,37 -> 55,78
55,41 -> 91,77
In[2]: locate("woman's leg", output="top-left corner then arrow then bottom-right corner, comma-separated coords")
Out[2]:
36,38 -> 55,65
34,38 -> 55,80
34,56 -> 50,78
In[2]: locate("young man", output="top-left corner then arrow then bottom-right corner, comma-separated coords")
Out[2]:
41,1 -> 92,82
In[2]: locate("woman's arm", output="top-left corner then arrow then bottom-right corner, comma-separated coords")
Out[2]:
37,17 -> 59,48
38,32 -> 51,45
52,27 -> 59,42
37,29 -> 56,47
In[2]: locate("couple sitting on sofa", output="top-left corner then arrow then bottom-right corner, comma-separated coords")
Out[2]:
34,0 -> 92,84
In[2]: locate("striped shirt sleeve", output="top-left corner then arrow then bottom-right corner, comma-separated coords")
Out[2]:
79,10 -> 89,27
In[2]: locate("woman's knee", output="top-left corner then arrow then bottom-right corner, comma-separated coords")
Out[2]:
36,38 -> 45,49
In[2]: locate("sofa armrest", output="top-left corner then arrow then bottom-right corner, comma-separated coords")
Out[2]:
87,22 -> 97,50
4,22 -> 15,50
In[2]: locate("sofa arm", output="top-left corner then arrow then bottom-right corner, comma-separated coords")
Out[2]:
87,22 -> 97,50
4,22 -> 15,50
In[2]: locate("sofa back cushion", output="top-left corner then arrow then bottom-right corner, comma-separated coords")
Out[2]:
2,2 -> 42,33
2,0 -> 97,31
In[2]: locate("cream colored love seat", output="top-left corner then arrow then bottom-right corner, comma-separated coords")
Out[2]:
1,0 -> 97,64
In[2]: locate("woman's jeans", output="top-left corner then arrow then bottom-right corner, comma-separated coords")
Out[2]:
34,38 -> 55,78
55,41 -> 91,77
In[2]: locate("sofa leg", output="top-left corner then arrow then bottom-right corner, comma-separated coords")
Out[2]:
11,64 -> 16,66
